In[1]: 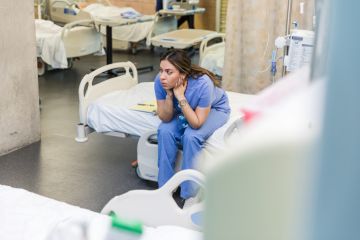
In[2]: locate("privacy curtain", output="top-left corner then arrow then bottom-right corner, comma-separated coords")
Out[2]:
222,0 -> 315,93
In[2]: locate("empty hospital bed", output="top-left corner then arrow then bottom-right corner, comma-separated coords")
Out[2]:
48,1 -> 163,52
35,19 -> 102,75
0,170 -> 203,240
75,62 -> 254,182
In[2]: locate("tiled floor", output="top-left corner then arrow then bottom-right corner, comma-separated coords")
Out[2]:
0,48 -> 172,211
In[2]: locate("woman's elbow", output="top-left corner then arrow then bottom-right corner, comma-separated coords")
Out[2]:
190,121 -> 203,129
161,117 -> 172,122
158,113 -> 172,122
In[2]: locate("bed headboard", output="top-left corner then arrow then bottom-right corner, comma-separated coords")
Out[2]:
78,62 -> 139,124
199,33 -> 225,65
49,0 -> 91,24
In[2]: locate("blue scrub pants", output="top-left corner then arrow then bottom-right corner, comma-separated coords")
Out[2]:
157,109 -> 229,199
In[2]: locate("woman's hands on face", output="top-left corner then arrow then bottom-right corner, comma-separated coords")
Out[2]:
165,89 -> 173,97
173,77 -> 187,100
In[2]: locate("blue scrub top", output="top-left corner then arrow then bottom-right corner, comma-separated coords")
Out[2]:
154,74 -> 230,116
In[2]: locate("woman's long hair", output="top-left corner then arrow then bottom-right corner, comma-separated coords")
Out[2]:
160,49 -> 221,87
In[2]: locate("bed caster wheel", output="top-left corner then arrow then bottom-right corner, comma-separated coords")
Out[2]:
131,47 -> 137,55
75,136 -> 88,142
75,124 -> 88,142
37,59 -> 47,76
67,58 -> 74,69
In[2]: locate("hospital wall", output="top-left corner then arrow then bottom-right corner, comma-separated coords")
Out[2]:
0,1 -> 41,155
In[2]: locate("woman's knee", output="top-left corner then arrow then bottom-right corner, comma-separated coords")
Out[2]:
158,124 -> 176,139
182,130 -> 204,146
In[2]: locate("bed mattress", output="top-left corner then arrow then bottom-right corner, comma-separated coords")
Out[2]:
151,29 -> 216,49
0,185 -> 202,240
87,82 -> 254,150
83,4 -> 154,42
0,185 -> 98,240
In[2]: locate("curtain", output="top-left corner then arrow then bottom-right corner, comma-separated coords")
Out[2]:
222,0 -> 315,93
219,0 -> 228,33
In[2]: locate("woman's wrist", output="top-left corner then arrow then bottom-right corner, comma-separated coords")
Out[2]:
176,94 -> 186,101
179,98 -> 188,108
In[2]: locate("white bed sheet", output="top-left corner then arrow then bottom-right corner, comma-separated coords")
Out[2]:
0,185 -> 98,240
35,19 -> 68,69
83,4 -> 154,42
87,82 -> 254,150
0,185 -> 202,240
87,82 -> 160,136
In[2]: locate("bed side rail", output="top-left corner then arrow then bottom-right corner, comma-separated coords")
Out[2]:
101,169 -> 205,231
61,19 -> 97,38
78,62 -> 138,126
223,116 -> 244,143
199,32 -> 225,64
51,0 -> 73,8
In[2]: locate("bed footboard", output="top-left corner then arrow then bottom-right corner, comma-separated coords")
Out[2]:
61,19 -> 102,58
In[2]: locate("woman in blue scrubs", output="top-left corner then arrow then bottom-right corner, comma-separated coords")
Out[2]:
154,49 -> 230,200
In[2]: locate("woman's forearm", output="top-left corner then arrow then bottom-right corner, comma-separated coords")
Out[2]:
158,93 -> 174,122
173,82 -> 206,128
181,103 -> 201,128
179,98 -> 209,129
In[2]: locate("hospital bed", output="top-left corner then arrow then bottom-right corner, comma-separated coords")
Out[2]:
150,28 -> 219,59
0,170 -> 203,240
75,62 -> 254,182
48,1 -> 164,52
35,19 -> 102,76
199,33 -> 225,77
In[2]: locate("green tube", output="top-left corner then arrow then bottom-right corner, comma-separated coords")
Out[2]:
109,212 -> 143,235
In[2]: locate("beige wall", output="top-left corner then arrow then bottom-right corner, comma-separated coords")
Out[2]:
196,0 -> 217,30
291,0 -> 315,30
0,1 -> 41,155
86,0 -> 156,15
105,0 -> 156,15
